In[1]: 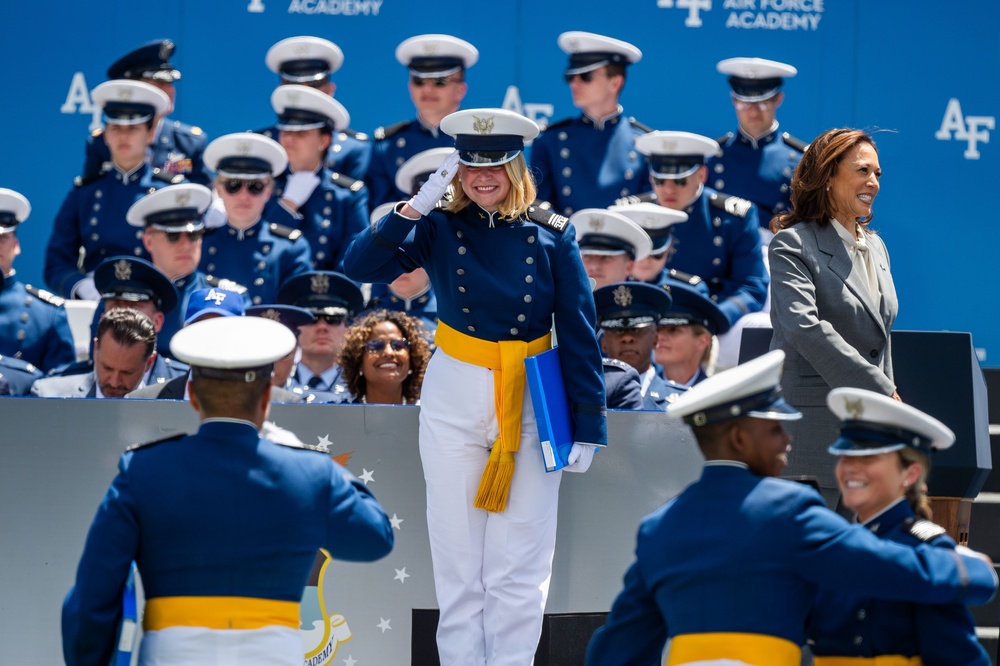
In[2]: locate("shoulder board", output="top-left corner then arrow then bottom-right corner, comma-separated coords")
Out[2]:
603,357 -> 631,372
330,172 -> 366,193
151,168 -> 185,185
374,120 -> 413,141
24,284 -> 66,307
74,170 -> 106,188
667,269 -> 704,287
781,132 -> 808,153
205,275 -> 248,294
628,117 -> 653,133
125,433 -> 185,452
904,517 -> 948,542
709,192 -> 753,218
540,117 -> 573,133
268,222 -> 303,241
716,132 -> 735,147
614,191 -> 657,206
526,206 -> 568,233
342,128 -> 369,142
90,128 -> 104,138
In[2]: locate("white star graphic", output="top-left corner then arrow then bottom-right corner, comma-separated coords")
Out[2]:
343,656 -> 357,666
377,617 -> 391,633
316,434 -> 332,452
394,567 -> 410,584
359,468 -> 375,485
389,514 -> 404,530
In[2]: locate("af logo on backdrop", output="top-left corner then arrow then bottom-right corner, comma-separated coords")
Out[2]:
936,99 -> 995,159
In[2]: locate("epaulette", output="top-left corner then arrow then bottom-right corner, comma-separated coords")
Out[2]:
716,132 -> 735,147
667,269 -> 704,287
125,433 -> 185,452
539,117 -> 572,133
90,128 -> 104,138
614,191 -> 657,206
904,517 -> 948,542
331,172 -> 365,193
190,126 -> 204,136
24,284 -> 66,307
341,128 -> 369,142
268,222 -> 303,241
526,206 -> 568,233
781,132 -> 808,153
709,192 -> 753,218
204,275 -> 248,294
74,168 -> 107,188
603,357 -> 631,372
373,120 -> 413,141
151,168 -> 185,185
628,117 -> 653,133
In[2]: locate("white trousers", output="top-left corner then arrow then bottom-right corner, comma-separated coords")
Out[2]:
139,626 -> 301,666
420,349 -> 563,666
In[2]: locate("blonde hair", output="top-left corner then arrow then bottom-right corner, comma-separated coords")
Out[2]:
898,447 -> 933,520
446,153 -> 537,220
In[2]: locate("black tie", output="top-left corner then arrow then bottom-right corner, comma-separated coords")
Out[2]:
307,376 -> 323,390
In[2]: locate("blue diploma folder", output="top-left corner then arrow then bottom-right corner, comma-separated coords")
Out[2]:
525,347 -> 574,472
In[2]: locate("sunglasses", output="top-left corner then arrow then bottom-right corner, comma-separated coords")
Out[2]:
315,314 -> 346,326
163,229 -> 204,243
410,75 -> 460,87
653,176 -> 689,187
222,179 -> 268,196
564,71 -> 596,84
364,338 -> 410,354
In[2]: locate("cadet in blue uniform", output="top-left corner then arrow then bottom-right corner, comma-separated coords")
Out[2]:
530,32 -> 650,216
609,202 -> 688,286
572,208 -> 652,290
345,108 -> 606,665
809,388 -> 992,665
656,277 -> 731,393
594,281 -> 674,410
0,189 -> 76,372
126,183 -> 244,360
0,354 -> 44,396
586,350 -> 998,666
365,34 -> 478,210
263,85 -> 369,271
277,270 -> 363,400
709,57 -> 805,231
261,36 -> 371,181
245,303 -> 333,402
201,133 -> 312,305
83,40 -> 209,186
46,80 -> 182,299
620,130 -> 768,327
61,315 -> 393,666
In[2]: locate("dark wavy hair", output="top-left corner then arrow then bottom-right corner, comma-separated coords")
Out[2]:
771,128 -> 879,233
337,309 -> 431,403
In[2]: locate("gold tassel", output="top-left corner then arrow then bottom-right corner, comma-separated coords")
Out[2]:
474,448 -> 516,513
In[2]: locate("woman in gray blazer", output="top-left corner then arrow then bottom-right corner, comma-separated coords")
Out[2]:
768,128 -> 899,506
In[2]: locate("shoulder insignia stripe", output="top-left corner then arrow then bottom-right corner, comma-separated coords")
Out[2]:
24,285 -> 66,307
126,433 -> 185,452
716,132 -> 735,146
628,117 -> 653,133
710,193 -> 753,218
374,120 -> 413,141
781,132 -> 809,153
268,222 -> 303,241
614,191 -> 657,206
205,275 -> 248,294
330,172 -> 365,192
540,117 -> 573,133
906,518 -> 947,542
527,206 -> 568,233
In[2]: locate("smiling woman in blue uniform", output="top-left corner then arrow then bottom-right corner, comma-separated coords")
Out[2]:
530,31 -> 650,216
0,188 -> 76,373
61,316 -> 393,666
586,350 -> 998,666
263,85 -> 369,271
808,388 -> 992,665
200,133 -> 312,305
345,108 -> 607,666
45,80 -> 181,300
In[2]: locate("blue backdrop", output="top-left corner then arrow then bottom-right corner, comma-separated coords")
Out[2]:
3,0 -> 998,360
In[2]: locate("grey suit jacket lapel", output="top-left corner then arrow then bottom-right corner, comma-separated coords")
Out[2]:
84,374 -> 97,398
814,222 -> 886,336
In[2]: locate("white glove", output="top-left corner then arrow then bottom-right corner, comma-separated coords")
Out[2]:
203,197 -> 227,229
564,443 -> 597,474
282,171 -> 321,208
408,150 -> 460,216
72,274 -> 100,301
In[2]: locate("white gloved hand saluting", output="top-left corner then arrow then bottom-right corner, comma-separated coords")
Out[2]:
72,274 -> 100,301
281,171 -> 321,208
563,443 -> 597,474
407,150 -> 460,216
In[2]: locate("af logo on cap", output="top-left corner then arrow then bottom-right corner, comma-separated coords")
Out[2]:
311,273 -> 330,294
114,259 -> 133,281
472,115 -> 495,135
613,285 -> 633,307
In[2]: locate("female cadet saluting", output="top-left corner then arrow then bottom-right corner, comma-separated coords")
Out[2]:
344,108 -> 607,666
809,387 -> 991,665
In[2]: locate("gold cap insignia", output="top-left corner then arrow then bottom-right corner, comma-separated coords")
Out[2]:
844,397 -> 864,420
311,273 -> 330,294
472,115 -> 494,135
260,308 -> 282,322
174,191 -> 191,206
659,139 -> 677,153
423,42 -> 440,55
293,43 -> 310,58
235,140 -> 252,156
613,285 -> 633,307
118,88 -> 134,101
590,217 -> 604,232
113,259 -> 133,281
159,40 -> 174,61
